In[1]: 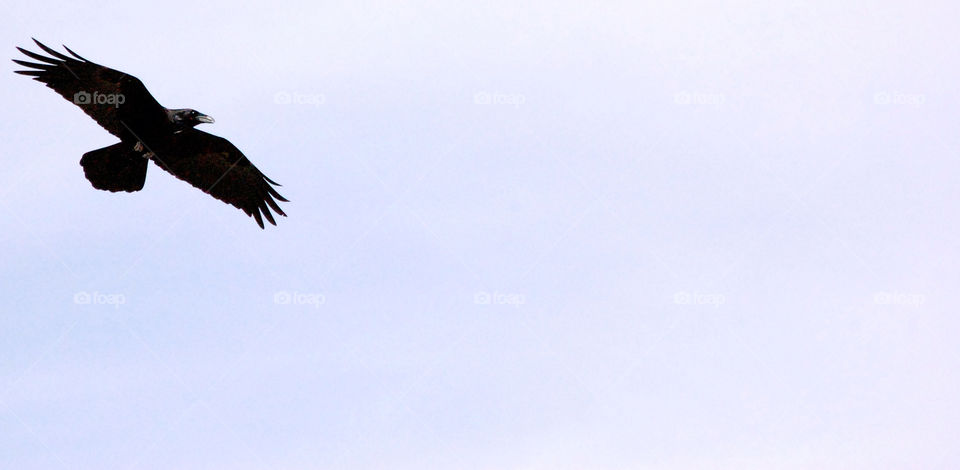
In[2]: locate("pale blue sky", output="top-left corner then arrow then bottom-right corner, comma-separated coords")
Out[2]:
2,1 -> 959,469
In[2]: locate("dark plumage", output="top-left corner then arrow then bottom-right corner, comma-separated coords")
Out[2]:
80,143 -> 148,192
13,39 -> 287,228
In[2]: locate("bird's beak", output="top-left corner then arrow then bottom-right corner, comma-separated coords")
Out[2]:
196,114 -> 215,124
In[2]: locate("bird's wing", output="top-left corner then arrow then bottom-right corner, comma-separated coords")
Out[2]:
13,39 -> 166,139
79,142 -> 149,193
149,129 -> 288,228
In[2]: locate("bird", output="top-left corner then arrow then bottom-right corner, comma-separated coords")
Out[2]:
13,39 -> 287,229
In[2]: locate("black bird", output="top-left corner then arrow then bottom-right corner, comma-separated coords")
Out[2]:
13,39 -> 287,228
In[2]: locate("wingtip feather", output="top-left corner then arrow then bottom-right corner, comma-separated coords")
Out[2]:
259,202 -> 277,226
32,39 -> 71,61
62,44 -> 87,61
17,46 -> 62,64
12,59 -> 51,69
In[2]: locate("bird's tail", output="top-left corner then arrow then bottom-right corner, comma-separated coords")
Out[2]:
80,143 -> 148,192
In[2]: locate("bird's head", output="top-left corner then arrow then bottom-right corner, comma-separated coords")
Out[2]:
167,108 -> 215,128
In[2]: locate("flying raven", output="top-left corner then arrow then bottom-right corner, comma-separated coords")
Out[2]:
13,39 -> 287,228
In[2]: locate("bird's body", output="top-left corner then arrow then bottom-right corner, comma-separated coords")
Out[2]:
13,39 -> 287,228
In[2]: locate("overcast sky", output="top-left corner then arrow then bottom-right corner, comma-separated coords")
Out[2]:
2,1 -> 959,469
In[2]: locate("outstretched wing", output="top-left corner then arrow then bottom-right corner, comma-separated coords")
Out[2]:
149,129 -> 288,228
13,39 -> 167,140
79,143 -> 149,193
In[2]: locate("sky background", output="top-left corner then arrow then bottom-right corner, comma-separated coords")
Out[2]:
1,1 -> 959,469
